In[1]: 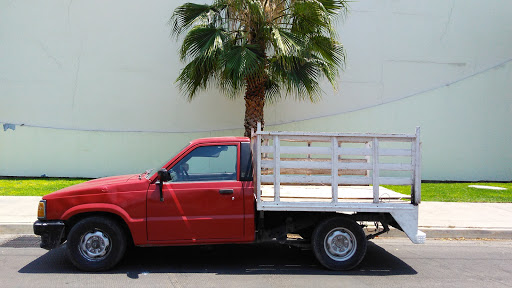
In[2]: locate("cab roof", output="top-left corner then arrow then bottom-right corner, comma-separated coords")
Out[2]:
189,136 -> 250,146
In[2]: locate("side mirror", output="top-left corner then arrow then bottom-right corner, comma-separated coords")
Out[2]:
157,169 -> 171,202
157,169 -> 172,182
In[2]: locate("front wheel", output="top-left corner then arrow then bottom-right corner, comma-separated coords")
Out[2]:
66,216 -> 127,271
312,217 -> 367,271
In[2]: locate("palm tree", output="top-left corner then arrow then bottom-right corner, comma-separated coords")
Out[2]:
171,0 -> 347,136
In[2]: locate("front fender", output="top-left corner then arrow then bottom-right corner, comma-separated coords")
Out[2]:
61,203 -> 147,245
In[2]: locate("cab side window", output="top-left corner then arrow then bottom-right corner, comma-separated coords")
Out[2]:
171,145 -> 237,182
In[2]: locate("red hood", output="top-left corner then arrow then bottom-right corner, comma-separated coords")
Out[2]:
43,174 -> 144,200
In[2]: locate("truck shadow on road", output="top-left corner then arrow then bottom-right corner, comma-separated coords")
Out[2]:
19,241 -> 417,276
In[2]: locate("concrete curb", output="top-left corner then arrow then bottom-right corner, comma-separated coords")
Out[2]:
0,223 -> 34,235
381,227 -> 512,240
2,223 -> 512,240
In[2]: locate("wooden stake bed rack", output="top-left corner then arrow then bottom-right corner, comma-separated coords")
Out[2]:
251,123 -> 422,213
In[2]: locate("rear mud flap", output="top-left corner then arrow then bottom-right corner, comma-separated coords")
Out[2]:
390,206 -> 426,244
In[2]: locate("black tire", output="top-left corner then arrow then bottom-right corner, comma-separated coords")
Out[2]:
66,216 -> 127,272
312,217 -> 367,271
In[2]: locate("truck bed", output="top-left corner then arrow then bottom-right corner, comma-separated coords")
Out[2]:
251,124 -> 425,244
260,185 -> 410,202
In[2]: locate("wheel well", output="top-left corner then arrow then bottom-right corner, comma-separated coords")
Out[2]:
257,211 -> 394,240
257,211 -> 339,240
64,212 -> 134,246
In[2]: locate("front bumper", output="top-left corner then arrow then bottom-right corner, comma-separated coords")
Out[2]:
33,220 -> 65,250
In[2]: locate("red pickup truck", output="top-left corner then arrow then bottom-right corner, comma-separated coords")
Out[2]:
34,126 -> 425,272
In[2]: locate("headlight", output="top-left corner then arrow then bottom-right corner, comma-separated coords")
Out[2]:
37,200 -> 46,219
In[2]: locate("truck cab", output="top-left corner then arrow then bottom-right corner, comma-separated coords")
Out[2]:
34,137 -> 256,271
145,137 -> 255,244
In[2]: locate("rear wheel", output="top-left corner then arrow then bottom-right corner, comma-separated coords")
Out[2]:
66,216 -> 127,271
312,217 -> 367,270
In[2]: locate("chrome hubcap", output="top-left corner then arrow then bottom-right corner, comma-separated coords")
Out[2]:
324,228 -> 357,261
79,230 -> 111,260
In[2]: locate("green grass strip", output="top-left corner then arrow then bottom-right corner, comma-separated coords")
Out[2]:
384,182 -> 512,203
0,178 -> 89,196
0,178 -> 510,202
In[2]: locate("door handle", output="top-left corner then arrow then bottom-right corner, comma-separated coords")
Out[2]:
219,189 -> 234,195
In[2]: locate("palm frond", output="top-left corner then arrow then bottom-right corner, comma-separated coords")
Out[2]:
269,55 -> 323,101
317,0 -> 349,16
264,77 -> 283,104
307,35 -> 345,68
179,26 -> 227,61
171,2 -> 227,37
270,26 -> 305,55
290,1 -> 332,35
176,54 -> 221,100
220,42 -> 265,97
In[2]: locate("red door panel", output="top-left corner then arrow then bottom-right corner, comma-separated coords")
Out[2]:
147,181 -> 244,241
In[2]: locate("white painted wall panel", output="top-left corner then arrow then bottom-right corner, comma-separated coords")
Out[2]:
0,0 -> 511,180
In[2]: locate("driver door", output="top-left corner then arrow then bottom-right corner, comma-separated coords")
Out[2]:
146,143 -> 245,242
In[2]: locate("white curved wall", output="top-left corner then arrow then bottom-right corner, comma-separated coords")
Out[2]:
1,0 -> 511,180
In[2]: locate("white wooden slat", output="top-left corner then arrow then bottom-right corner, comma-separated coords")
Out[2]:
338,177 -> 372,185
281,146 -> 331,155
260,160 -> 274,169
379,163 -> 413,171
261,146 -> 331,154
370,137 -> 415,143
261,175 -> 332,184
258,130 -> 416,139
338,162 -> 373,170
379,177 -> 413,185
340,137 -> 414,143
338,137 -> 374,143
260,135 -> 415,143
379,148 -> 413,156
260,146 -> 273,154
262,135 -> 332,142
257,202 -> 417,212
338,147 -> 372,156
260,175 -> 274,183
261,160 -> 372,171
278,160 -> 331,169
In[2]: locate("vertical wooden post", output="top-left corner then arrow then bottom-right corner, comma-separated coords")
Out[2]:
414,127 -> 421,204
273,135 -> 280,202
331,137 -> 339,203
365,141 -> 371,177
256,122 -> 262,204
410,138 -> 416,203
372,137 -> 380,203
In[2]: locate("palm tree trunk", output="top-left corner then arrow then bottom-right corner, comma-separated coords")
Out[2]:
244,37 -> 267,137
243,77 -> 266,137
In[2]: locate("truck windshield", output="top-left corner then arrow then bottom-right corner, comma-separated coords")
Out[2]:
145,143 -> 190,179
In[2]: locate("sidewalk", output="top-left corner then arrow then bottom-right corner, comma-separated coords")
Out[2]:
0,196 -> 41,234
1,196 -> 512,239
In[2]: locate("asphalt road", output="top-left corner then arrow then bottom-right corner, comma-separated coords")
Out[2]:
0,235 -> 511,288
